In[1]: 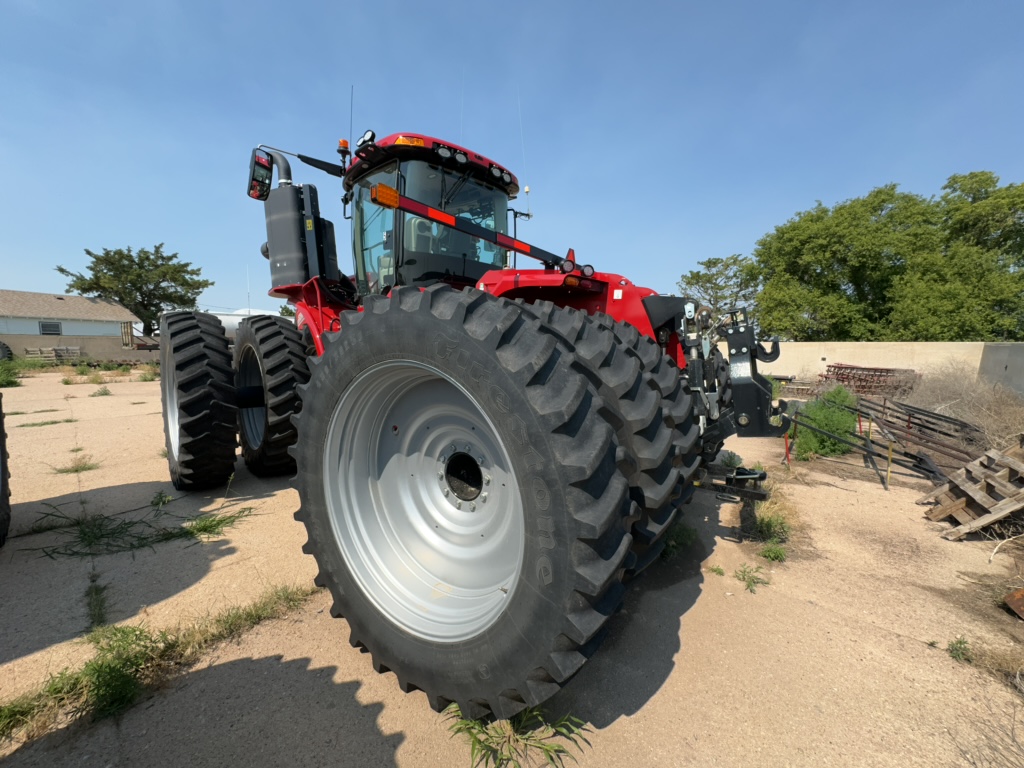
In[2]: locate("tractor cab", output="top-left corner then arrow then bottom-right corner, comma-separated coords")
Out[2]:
343,133 -> 517,294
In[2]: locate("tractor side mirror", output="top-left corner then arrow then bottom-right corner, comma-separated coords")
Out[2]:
247,149 -> 273,201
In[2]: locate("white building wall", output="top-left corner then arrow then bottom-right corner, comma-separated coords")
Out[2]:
0,317 -> 122,336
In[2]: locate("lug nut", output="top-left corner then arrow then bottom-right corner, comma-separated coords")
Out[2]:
443,488 -> 450,497
456,501 -> 462,510
481,492 -> 488,503
484,475 -> 491,485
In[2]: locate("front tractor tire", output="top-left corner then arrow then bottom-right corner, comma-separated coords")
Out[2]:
160,312 -> 238,491
292,285 -> 633,719
234,315 -> 309,477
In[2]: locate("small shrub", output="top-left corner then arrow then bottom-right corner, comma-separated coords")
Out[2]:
947,636 -> 973,663
707,565 -> 725,576
117,365 -> 131,374
792,385 -> 858,459
87,372 -> 105,385
100,362 -> 118,372
445,704 -> 591,768
763,374 -> 782,400
138,371 -> 157,382
75,365 -> 90,376
61,376 -> 75,385
89,386 -> 112,397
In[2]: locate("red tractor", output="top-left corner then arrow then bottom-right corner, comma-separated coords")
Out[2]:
159,130 -> 787,719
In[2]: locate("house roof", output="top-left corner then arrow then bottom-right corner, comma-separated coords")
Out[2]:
0,289 -> 139,323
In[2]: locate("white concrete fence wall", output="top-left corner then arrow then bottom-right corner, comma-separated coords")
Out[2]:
747,341 -> 1023,396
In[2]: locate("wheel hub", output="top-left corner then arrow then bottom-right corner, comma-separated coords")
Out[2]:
323,360 -> 524,643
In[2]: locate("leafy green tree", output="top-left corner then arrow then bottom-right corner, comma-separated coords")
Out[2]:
676,254 -> 758,318
752,174 -> 1024,341
56,244 -> 213,337
279,304 -> 296,317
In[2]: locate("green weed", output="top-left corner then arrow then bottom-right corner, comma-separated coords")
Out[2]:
948,636 -> 973,663
445,703 -> 591,768
661,521 -> 698,560
759,540 -> 787,562
720,450 -> 744,468
75,365 -> 90,376
87,372 -> 104,385
85,572 -> 108,630
707,565 -> 725,576
89,386 -> 112,397
61,376 -> 75,385
735,564 -> 769,593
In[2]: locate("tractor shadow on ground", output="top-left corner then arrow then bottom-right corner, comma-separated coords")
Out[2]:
0,471 -> 284,668
548,491 -> 735,728
2,656 -> 403,768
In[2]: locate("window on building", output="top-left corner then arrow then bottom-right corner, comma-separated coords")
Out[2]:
39,321 -> 62,336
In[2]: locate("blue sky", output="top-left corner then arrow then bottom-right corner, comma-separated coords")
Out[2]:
2,0 -> 1022,313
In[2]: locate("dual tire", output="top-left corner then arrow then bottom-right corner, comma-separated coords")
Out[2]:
292,286 -> 696,719
159,312 -> 307,491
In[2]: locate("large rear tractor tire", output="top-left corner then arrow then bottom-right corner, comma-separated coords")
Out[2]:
160,312 -> 238,491
519,301 -> 679,573
293,285 -> 633,719
0,341 -> 12,361
235,315 -> 309,477
596,317 -> 701,570
1,392 -> 10,548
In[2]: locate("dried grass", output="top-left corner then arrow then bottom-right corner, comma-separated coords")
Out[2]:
904,360 -> 1024,452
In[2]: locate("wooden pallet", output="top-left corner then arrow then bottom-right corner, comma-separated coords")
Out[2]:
918,435 -> 1024,540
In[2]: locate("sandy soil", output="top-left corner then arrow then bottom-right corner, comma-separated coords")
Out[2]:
2,371 -> 1023,766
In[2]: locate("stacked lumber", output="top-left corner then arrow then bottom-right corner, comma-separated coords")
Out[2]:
918,435 -> 1024,540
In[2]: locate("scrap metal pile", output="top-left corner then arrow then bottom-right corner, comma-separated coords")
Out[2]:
818,363 -> 921,397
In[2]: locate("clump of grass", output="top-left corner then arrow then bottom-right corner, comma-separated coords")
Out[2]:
17,418 -> 77,428
70,446 -> 84,453
158,447 -> 168,459
87,372 -> 105,385
55,455 -> 100,474
137,365 -> 159,382
61,376 -> 75,385
754,511 -> 790,543
117,365 -> 131,374
735,564 -> 769,593
948,636 -> 973,663
661,521 -> 698,560
75,364 -> 90,376
26,505 -> 252,558
759,540 -> 787,562
707,565 -> 725,576
89,386 -> 112,397
445,704 -> 591,768
0,361 -> 21,388
791,385 -> 858,459
0,585 -> 317,740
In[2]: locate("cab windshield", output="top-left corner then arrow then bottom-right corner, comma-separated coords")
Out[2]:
351,158 -> 511,294
399,160 -> 509,268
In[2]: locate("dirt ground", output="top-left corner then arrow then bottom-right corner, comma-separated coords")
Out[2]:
2,371 -> 1024,767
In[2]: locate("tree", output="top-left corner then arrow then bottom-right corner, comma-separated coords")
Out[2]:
751,174 -> 1024,342
56,244 -> 213,337
279,304 -> 296,317
676,254 -> 758,319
